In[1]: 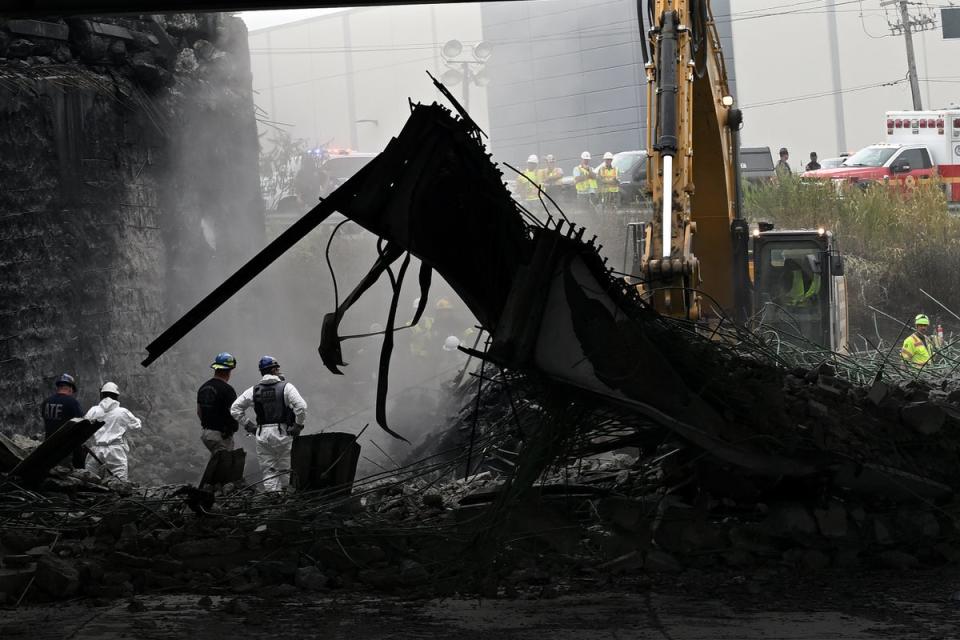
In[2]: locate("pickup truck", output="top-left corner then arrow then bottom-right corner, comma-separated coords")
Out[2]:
800,143 -> 937,191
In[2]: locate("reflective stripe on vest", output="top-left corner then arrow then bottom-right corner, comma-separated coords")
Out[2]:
901,333 -> 931,366
253,380 -> 294,426
598,166 -> 618,193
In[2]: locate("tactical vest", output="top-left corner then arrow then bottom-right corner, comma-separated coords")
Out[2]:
253,380 -> 295,426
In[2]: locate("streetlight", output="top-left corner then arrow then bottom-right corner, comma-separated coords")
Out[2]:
439,39 -> 493,112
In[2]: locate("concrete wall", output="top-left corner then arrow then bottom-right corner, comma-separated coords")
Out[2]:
248,4 -> 489,153
480,0 -> 735,173
0,14 -> 262,464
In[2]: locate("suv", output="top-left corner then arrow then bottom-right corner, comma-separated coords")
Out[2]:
611,150 -> 648,204
739,147 -> 776,184
802,144 -> 935,190
319,152 -> 377,197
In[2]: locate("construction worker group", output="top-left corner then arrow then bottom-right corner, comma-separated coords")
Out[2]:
517,151 -> 620,208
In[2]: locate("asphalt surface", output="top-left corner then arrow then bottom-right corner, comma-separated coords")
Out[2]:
5,570 -> 960,640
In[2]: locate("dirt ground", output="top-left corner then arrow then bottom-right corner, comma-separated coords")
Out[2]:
4,568 -> 960,639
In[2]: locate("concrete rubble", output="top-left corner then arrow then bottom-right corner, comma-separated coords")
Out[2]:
2,356 -> 960,605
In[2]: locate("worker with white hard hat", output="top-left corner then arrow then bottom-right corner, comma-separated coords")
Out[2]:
519,154 -> 542,202
573,151 -> 598,210
83,381 -> 142,482
537,153 -> 564,198
597,151 -> 619,206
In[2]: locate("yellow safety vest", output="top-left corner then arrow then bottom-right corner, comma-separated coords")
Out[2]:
574,165 -> 597,194
901,333 -> 932,367
598,165 -> 619,193
537,167 -> 563,187
521,169 -> 541,201
787,270 -> 820,306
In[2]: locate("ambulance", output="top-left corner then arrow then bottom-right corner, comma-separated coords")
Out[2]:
802,107 -> 960,202
885,109 -> 960,202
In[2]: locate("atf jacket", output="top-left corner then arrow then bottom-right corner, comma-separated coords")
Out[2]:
230,374 -> 307,431
84,397 -> 142,446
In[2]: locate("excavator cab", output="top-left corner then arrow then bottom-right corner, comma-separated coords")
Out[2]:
752,230 -> 848,352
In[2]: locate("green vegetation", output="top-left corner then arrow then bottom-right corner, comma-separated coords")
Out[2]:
743,177 -> 957,341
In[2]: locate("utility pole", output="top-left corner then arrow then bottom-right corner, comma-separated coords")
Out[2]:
882,0 -> 938,110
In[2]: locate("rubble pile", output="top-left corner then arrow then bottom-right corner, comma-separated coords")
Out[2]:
2,352 -> 960,606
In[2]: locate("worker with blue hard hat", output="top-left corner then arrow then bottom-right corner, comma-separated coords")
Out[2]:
230,355 -> 307,492
197,352 -> 240,458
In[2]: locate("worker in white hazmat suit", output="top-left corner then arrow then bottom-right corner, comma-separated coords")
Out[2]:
230,356 -> 307,492
83,382 -> 142,482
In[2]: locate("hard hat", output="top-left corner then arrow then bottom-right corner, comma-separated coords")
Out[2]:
779,147 -> 788,155
55,373 -> 76,390
258,355 -> 280,373
580,151 -> 592,160
915,314 -> 930,326
435,298 -> 452,310
211,352 -> 237,370
100,381 -> 120,396
527,154 -> 539,164
603,152 -> 614,160
545,154 -> 555,162
442,336 -> 461,352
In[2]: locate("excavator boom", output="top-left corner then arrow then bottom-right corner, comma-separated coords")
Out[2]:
642,0 -> 749,320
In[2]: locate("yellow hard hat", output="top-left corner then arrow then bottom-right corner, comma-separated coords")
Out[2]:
915,314 -> 930,326
435,298 -> 452,310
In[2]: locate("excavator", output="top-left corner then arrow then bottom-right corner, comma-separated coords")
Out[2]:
638,0 -> 848,352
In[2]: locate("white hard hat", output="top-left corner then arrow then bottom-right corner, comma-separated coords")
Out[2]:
580,151 -> 591,160
603,152 -> 614,160
442,336 -> 461,352
527,154 -> 539,164
101,381 -> 120,395
545,154 -> 555,162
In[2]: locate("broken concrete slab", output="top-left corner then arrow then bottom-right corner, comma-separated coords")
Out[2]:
9,419 -> 101,486
813,501 -> 848,539
7,19 -> 69,41
35,555 -> 79,598
199,448 -> 245,488
0,432 -> 26,472
900,401 -> 946,435
290,432 -> 360,493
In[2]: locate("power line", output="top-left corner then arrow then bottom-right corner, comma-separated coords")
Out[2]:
742,78 -> 907,109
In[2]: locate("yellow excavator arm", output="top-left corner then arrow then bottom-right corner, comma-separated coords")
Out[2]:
641,0 -> 749,321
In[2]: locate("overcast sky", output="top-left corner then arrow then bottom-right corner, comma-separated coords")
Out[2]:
239,9 -> 341,32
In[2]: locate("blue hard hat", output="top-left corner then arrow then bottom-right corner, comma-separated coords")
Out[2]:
211,352 -> 237,370
258,355 -> 280,373
55,373 -> 76,390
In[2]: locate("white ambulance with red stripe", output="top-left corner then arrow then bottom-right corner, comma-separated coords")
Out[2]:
802,108 -> 960,202
885,109 -> 960,202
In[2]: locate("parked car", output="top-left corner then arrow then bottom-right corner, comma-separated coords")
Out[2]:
818,157 -> 847,170
739,147 -> 775,184
611,150 -> 648,204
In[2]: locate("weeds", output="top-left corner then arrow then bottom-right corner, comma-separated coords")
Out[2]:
743,177 -> 957,339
